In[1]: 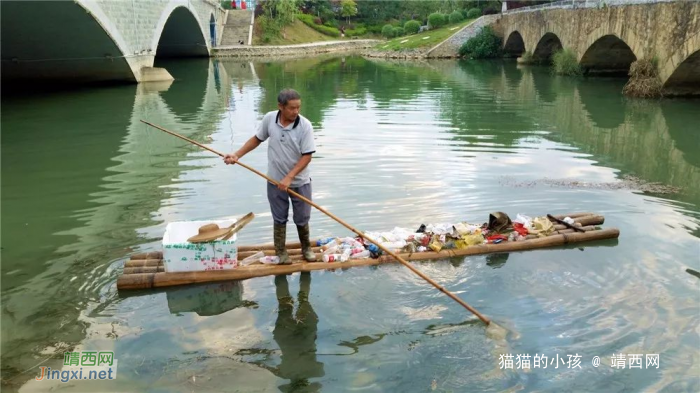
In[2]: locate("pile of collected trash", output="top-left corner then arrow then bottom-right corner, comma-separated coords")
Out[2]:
240,212 -> 568,265
319,212 -> 562,260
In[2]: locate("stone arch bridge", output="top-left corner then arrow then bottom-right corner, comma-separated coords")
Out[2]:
493,1 -> 700,95
1,0 -> 226,84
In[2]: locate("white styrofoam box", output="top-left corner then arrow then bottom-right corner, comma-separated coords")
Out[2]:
162,219 -> 239,272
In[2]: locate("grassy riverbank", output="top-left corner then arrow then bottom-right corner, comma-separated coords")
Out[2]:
375,19 -> 475,51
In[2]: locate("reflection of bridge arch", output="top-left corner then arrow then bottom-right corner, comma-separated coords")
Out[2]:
59,60 -> 233,252
417,60 -> 699,199
156,59 -> 211,120
474,63 -> 700,200
577,78 -> 628,129
1,59 -> 240,390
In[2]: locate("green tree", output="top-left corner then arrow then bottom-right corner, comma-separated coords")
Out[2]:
340,0 -> 357,24
466,8 -> 481,18
404,20 -> 421,35
302,0 -> 334,20
381,24 -> 395,38
428,13 -> 447,29
449,10 -> 464,23
272,0 -> 298,26
458,26 -> 501,58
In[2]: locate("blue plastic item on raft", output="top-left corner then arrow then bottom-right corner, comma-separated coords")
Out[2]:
316,237 -> 335,246
367,244 -> 380,253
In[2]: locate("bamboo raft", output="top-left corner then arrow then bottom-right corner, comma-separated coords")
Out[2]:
117,212 -> 619,290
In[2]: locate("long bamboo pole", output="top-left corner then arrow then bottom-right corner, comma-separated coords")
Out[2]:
140,120 -> 492,325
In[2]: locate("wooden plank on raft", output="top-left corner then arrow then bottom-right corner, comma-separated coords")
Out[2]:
124,259 -> 162,268
117,227 -> 619,290
130,251 -> 163,260
123,266 -> 165,274
221,212 -> 255,240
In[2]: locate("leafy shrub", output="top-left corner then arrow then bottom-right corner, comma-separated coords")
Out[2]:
297,14 -> 314,24
552,48 -> 582,76
346,27 -> 367,37
428,13 -> 447,29
467,8 -> 481,19
313,17 -> 322,25
449,10 -> 464,24
298,13 -> 340,37
367,24 -> 384,34
393,26 -> 405,37
382,24 -> 395,38
404,20 -> 420,34
458,26 -> 502,58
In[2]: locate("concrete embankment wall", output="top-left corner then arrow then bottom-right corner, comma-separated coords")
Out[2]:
213,40 -> 380,57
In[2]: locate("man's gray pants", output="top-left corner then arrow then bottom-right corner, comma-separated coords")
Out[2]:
267,181 -> 312,226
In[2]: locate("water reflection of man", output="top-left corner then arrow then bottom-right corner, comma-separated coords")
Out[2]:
272,273 -> 324,392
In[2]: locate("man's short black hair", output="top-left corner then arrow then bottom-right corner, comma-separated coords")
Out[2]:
278,89 -> 301,106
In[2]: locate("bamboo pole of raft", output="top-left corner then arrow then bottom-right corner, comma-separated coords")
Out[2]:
126,214 -> 602,258
140,120 -> 492,325
122,223 -> 601,266
117,227 -> 619,288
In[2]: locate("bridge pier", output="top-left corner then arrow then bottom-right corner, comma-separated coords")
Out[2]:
140,67 -> 175,83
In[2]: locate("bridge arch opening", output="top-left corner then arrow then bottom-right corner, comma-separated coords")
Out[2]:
580,35 -> 636,76
155,7 -> 208,59
533,33 -> 563,64
663,50 -> 700,96
504,31 -> 526,58
0,1 -> 135,87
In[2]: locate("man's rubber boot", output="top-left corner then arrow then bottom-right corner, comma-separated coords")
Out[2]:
297,224 -> 317,262
274,224 -> 290,264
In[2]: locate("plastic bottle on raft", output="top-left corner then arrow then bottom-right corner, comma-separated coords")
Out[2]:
380,240 -> 406,251
316,237 -> 335,247
259,256 -> 280,264
350,249 -> 370,259
323,244 -> 340,255
323,254 -> 343,263
240,251 -> 265,266
350,247 -> 366,256
321,239 -> 339,252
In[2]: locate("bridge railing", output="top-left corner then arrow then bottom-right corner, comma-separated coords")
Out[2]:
503,0 -> 680,14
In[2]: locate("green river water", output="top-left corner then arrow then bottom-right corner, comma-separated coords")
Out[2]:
2,56 -> 699,392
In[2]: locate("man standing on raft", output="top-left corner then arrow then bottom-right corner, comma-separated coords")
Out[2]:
224,89 -> 318,264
